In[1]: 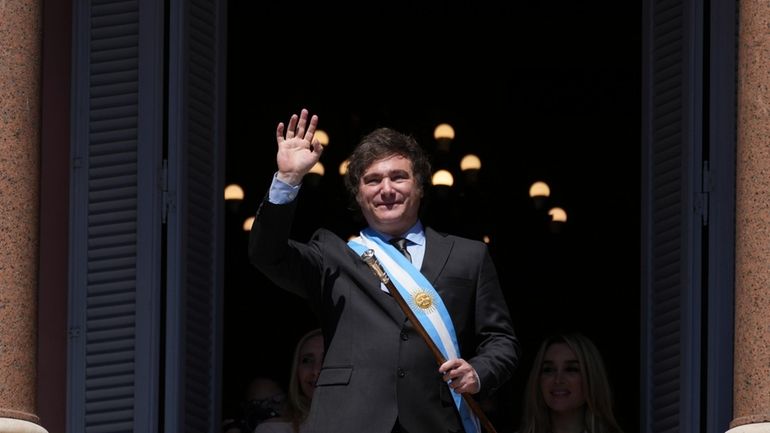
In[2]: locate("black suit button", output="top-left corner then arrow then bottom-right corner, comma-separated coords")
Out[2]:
400,331 -> 409,341
397,368 -> 406,378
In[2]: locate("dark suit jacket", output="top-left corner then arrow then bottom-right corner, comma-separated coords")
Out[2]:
250,200 -> 520,433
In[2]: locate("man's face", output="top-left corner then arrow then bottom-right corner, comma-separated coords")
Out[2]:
355,155 -> 422,236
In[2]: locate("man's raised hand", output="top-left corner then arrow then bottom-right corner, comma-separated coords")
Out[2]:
275,108 -> 322,186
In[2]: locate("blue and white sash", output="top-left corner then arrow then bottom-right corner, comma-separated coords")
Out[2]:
348,228 -> 481,433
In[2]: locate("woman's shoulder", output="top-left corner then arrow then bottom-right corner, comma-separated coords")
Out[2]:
252,419 -> 293,433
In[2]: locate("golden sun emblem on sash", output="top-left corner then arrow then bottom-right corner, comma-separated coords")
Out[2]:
411,290 -> 436,313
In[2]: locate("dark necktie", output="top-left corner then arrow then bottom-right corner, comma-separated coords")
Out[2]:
389,237 -> 412,263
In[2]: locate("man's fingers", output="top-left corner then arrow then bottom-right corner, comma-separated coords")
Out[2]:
304,115 -> 319,142
283,110 -> 319,146
276,122 -> 285,143
295,109 -> 309,138
439,359 -> 479,395
311,138 -> 324,155
286,114 -> 298,139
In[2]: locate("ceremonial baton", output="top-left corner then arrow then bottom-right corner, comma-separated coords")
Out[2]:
360,249 -> 498,433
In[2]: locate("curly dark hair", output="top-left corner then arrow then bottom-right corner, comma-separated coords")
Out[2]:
343,127 -> 432,200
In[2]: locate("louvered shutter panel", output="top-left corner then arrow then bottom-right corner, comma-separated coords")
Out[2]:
164,0 -> 225,432
68,0 -> 164,432
641,0 -> 704,432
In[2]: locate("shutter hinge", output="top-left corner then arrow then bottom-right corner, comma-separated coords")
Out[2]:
695,160 -> 711,226
68,327 -> 81,338
161,159 -> 170,224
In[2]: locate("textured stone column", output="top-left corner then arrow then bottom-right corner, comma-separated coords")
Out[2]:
0,0 -> 47,432
729,0 -> 770,432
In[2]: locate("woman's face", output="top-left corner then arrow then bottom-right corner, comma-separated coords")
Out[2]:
539,342 -> 586,414
297,334 -> 324,399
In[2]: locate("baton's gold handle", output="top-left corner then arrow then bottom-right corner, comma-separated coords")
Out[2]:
361,249 -> 390,284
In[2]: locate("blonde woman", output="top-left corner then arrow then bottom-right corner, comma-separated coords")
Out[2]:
255,328 -> 323,433
519,333 -> 624,433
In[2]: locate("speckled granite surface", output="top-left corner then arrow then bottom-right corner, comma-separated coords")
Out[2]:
0,0 -> 41,425
733,0 -> 770,428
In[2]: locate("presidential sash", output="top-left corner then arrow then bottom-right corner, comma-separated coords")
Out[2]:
348,228 -> 481,433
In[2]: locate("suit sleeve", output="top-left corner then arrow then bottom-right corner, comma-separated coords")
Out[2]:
469,246 -> 521,399
248,199 -> 324,305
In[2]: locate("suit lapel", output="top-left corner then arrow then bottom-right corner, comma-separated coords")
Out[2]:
421,227 -> 453,286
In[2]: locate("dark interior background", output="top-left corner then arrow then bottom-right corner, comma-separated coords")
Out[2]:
223,3 -> 641,432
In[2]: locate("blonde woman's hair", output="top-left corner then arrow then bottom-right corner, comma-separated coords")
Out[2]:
519,333 -> 624,433
285,328 -> 322,433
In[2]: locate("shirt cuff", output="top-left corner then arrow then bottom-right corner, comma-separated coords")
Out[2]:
268,172 -> 301,204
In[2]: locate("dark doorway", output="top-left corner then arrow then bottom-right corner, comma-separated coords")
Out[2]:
224,3 -> 641,432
